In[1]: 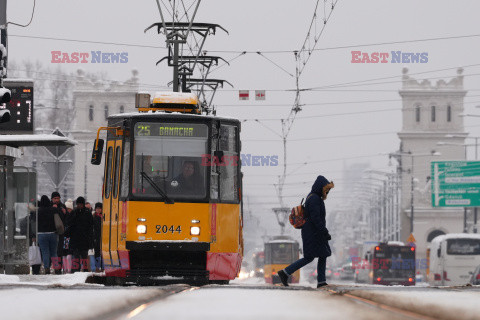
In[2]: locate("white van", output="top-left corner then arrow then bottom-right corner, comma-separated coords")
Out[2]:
428,233 -> 480,286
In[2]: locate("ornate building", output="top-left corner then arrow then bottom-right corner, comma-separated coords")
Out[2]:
71,69 -> 140,203
397,67 -> 467,266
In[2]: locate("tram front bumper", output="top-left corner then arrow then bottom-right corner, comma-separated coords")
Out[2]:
126,241 -> 210,251
124,241 -> 211,282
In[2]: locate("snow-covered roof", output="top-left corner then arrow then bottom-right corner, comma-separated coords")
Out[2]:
109,111 -> 239,122
0,134 -> 76,147
431,233 -> 480,245
387,241 -> 405,246
266,239 -> 298,244
3,78 -> 34,84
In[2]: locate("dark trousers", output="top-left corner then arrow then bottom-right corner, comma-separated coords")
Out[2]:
285,256 -> 327,283
72,249 -> 89,272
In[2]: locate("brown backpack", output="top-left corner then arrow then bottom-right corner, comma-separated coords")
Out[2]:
289,194 -> 312,229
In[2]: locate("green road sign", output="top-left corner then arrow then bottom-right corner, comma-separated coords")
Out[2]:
431,161 -> 480,207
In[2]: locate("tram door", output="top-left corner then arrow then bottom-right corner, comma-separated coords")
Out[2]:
103,140 -> 123,267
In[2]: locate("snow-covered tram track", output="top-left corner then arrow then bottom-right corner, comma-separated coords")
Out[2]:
321,286 -> 436,320
322,284 -> 480,320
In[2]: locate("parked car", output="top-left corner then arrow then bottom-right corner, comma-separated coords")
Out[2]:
340,263 -> 355,280
470,265 -> 480,285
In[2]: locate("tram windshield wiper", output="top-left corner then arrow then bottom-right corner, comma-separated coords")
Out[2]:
140,171 -> 174,204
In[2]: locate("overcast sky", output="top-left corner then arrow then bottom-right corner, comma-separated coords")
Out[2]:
7,0 -> 480,234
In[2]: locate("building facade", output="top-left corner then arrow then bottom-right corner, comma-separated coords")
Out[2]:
71,69 -> 139,203
397,67 -> 467,267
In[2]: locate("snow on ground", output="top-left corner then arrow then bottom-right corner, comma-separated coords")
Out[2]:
124,287 -> 402,320
350,289 -> 480,320
0,287 -> 166,320
0,273 -> 98,287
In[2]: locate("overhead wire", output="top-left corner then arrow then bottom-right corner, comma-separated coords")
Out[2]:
7,0 -> 36,28
9,31 -> 480,55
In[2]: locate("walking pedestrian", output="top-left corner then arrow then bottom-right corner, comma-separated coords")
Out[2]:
92,202 -> 103,272
67,197 -> 94,272
52,192 -> 67,274
278,176 -> 334,288
37,195 -> 58,274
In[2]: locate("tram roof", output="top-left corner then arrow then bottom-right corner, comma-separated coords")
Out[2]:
108,111 -> 240,123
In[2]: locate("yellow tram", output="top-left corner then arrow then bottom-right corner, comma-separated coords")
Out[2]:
91,92 -> 243,284
264,236 -> 300,284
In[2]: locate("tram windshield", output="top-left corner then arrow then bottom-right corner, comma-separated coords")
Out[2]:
265,242 -> 297,265
133,122 -> 208,200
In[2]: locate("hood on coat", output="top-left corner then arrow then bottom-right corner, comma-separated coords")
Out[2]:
39,195 -> 51,208
311,176 -> 330,193
311,175 -> 334,199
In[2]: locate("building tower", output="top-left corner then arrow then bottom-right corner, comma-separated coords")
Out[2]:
397,67 -> 467,266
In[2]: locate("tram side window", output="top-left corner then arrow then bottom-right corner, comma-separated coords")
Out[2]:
113,146 -> 121,198
104,147 -> 114,198
120,143 -> 130,198
219,125 -> 238,202
210,125 -> 219,200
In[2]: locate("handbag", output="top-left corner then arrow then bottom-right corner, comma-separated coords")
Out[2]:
28,243 -> 42,266
54,212 -> 65,235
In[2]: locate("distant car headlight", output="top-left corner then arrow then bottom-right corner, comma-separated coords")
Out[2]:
137,225 -> 147,234
190,226 -> 200,235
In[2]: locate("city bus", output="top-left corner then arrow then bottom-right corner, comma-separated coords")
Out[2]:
264,236 -> 300,284
360,242 -> 416,286
91,92 -> 243,285
428,233 -> 480,286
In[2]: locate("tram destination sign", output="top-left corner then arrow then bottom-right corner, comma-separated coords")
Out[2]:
135,122 -> 207,138
431,161 -> 480,207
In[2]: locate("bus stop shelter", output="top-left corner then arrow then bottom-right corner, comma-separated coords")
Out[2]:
0,134 -> 76,274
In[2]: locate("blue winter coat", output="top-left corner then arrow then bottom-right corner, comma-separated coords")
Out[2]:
301,176 -> 332,258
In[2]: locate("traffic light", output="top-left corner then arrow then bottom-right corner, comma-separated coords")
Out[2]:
0,109 -> 10,123
0,86 -> 11,124
0,86 -> 11,103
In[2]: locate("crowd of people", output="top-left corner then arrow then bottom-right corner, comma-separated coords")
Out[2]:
31,192 -> 103,275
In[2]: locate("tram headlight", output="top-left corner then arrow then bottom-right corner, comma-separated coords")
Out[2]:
190,226 -> 200,235
137,225 -> 147,234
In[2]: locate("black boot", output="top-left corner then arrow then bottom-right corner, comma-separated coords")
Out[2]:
317,282 -> 328,288
278,270 -> 289,287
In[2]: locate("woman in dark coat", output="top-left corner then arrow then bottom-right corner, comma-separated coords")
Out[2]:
278,175 -> 334,288
37,195 -> 58,274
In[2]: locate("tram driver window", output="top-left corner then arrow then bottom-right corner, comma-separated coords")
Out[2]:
133,122 -> 208,200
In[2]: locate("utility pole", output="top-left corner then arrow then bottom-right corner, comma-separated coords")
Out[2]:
0,0 -> 8,80
0,0 -> 7,79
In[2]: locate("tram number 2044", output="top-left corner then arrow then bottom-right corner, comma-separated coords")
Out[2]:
156,225 -> 182,234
